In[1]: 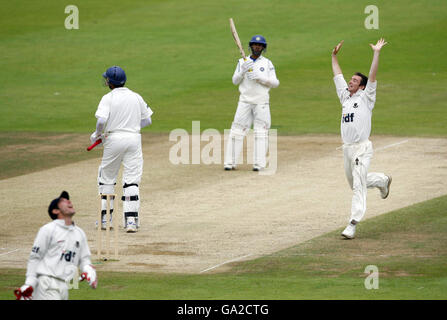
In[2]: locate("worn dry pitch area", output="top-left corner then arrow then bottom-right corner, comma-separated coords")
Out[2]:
0,135 -> 446,274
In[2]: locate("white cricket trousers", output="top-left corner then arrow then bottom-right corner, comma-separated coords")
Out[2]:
224,101 -> 271,167
343,140 -> 388,223
98,132 -> 143,188
33,276 -> 68,300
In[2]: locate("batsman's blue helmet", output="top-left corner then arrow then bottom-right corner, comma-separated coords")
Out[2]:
249,35 -> 267,48
103,66 -> 126,86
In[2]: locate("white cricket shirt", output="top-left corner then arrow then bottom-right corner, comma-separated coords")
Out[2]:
25,219 -> 92,288
233,55 -> 279,104
95,87 -> 153,134
334,74 -> 377,144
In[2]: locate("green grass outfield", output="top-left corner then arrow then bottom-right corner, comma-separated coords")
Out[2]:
1,195 -> 447,300
0,0 -> 446,135
1,0 -> 446,301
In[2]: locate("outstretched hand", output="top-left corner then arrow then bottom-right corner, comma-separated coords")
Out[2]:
332,40 -> 344,56
369,38 -> 387,52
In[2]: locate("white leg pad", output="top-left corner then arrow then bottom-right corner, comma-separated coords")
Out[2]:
99,184 -> 115,195
224,122 -> 248,167
99,185 -> 115,224
253,119 -> 269,168
122,185 -> 140,227
101,196 -> 115,223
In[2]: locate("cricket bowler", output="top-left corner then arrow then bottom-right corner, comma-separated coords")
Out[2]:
331,38 -> 392,239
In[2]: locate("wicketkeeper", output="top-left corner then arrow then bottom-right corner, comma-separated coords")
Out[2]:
14,191 -> 97,300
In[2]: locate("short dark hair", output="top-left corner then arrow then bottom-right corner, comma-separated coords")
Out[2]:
355,72 -> 368,88
109,83 -> 124,89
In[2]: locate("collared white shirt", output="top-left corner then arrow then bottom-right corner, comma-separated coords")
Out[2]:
233,55 -> 279,104
95,87 -> 153,134
334,74 -> 377,144
25,219 -> 92,287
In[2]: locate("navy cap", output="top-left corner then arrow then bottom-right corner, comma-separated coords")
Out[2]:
48,191 -> 69,220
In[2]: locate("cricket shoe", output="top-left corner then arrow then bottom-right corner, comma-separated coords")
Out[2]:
100,215 -> 114,230
380,175 -> 392,199
341,222 -> 356,239
252,165 -> 264,172
96,220 -> 113,231
224,165 -> 235,171
126,217 -> 137,233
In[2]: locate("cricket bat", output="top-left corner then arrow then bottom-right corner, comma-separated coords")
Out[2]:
229,18 -> 246,59
87,139 -> 102,151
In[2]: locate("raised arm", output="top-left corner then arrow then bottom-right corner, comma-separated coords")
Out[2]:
368,38 -> 387,82
331,40 -> 350,104
331,40 -> 344,76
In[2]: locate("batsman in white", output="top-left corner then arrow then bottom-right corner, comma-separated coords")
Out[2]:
14,191 -> 97,300
331,39 -> 392,239
224,35 -> 280,171
90,66 -> 153,233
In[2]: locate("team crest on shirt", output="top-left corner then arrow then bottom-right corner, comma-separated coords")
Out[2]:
353,103 -> 359,108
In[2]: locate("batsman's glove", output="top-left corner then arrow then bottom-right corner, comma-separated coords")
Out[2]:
247,72 -> 275,87
240,60 -> 254,73
14,285 -> 33,300
246,71 -> 261,81
90,131 -> 102,144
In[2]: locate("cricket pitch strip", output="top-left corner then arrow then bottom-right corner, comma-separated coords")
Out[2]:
0,134 -> 446,274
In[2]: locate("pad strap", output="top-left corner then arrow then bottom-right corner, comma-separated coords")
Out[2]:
124,212 -> 138,218
101,195 -> 115,200
101,209 -> 114,216
123,183 -> 139,189
121,196 -> 139,201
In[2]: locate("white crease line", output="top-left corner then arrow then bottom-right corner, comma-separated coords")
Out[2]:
0,249 -> 19,257
374,139 -> 409,151
335,139 -> 409,151
200,253 -> 253,273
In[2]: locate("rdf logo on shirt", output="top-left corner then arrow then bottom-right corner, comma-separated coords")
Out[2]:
342,113 -> 355,123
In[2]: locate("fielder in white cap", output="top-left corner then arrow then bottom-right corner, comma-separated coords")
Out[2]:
224,35 -> 280,171
14,191 -> 97,300
331,39 -> 392,239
